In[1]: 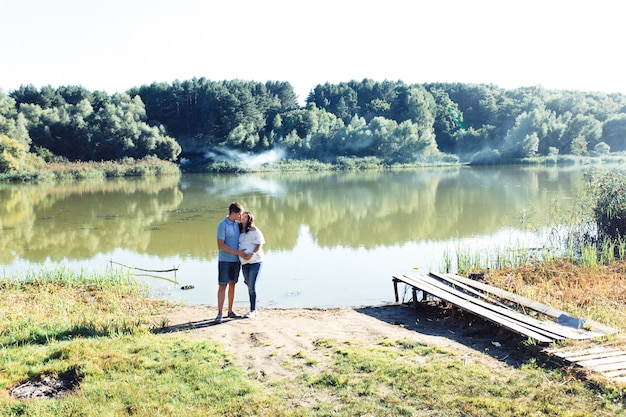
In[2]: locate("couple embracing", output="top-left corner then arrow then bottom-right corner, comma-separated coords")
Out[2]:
215,202 -> 265,324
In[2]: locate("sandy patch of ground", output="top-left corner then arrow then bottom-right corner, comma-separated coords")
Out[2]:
154,303 -> 533,383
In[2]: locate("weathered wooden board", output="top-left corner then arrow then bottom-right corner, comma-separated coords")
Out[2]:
434,272 -> 617,335
603,369 -> 626,378
399,273 -> 606,342
432,272 -> 566,318
394,274 -> 555,343
426,273 -> 604,340
566,350 -> 626,362
543,345 -> 626,383
409,274 -> 570,340
585,361 -> 626,373
394,272 -> 610,345
544,346 -> 620,359
576,355 -> 626,368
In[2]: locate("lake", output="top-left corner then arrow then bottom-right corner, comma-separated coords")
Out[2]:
0,164 -> 617,309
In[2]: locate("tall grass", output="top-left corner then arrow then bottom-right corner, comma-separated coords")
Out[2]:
189,156 -> 461,174
442,241 -> 551,276
1,267 -> 157,347
1,157 -> 180,182
442,236 -> 626,276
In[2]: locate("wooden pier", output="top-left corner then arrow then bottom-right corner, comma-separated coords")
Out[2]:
393,272 -> 624,383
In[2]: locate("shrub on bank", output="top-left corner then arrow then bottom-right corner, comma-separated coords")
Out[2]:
587,170 -> 626,241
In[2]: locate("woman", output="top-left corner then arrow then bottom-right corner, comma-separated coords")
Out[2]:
238,211 -> 265,318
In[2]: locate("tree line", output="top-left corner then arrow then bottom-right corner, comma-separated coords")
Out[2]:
2,77 -> 626,173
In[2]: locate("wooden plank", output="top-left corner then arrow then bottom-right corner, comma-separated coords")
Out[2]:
543,346 -> 626,380
396,273 -> 557,342
409,274 -> 568,340
584,361 -> 626,373
434,272 -> 569,319
440,273 -> 617,335
426,272 -> 512,309
544,346 -> 620,359
395,272 -> 624,382
394,274 -> 555,343
602,369 -> 626,378
566,350 -> 626,362
577,355 -> 626,368
434,273 -> 600,338
405,274 -> 596,341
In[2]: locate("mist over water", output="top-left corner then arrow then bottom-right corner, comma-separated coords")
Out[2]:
1,164 -> 619,308
187,147 -> 286,169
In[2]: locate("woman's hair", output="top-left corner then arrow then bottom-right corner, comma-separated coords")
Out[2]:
240,211 -> 254,233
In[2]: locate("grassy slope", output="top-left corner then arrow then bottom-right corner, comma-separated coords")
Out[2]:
1,264 -> 625,417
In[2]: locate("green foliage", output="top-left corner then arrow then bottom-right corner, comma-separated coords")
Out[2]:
586,170 -> 626,240
601,114 -> 626,152
427,87 -> 465,153
593,141 -> 611,155
12,86 -> 181,162
334,156 -> 384,170
0,90 -> 31,147
4,79 -> 626,171
501,107 -> 550,158
0,134 -> 26,172
0,157 -> 180,182
131,78 -> 292,149
0,134 -> 44,174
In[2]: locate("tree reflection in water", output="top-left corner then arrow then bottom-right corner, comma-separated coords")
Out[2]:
1,164 -> 621,307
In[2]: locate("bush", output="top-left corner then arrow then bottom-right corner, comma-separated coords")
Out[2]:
0,135 -> 26,172
0,135 -> 44,174
587,170 -> 626,240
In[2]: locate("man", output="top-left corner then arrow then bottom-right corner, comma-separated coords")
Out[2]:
215,202 -> 245,323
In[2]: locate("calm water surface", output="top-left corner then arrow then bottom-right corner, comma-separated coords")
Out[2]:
0,165 -> 617,309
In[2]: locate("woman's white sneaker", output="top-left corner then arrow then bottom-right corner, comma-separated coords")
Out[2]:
244,311 -> 257,318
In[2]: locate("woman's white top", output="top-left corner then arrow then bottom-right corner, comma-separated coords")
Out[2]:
239,228 -> 265,264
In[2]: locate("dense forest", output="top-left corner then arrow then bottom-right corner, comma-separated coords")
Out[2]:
2,78 -> 626,174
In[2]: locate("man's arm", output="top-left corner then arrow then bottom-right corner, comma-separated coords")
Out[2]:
217,238 -> 243,256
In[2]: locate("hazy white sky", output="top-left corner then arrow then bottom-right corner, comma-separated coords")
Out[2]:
2,0 -> 624,104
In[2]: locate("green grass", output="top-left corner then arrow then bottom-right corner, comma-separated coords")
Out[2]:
1,268 -> 625,416
1,335 -> 284,416
0,157 -> 180,182
186,155 -> 461,174
286,340 -> 623,417
0,269 -> 284,416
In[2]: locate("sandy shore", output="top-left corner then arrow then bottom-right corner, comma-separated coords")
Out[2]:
154,303 -> 533,382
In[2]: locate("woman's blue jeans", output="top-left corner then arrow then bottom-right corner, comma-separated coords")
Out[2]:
241,262 -> 262,311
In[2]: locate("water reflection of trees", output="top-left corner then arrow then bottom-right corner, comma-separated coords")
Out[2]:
255,166 -> 585,250
0,177 -> 182,263
0,166 -> 596,264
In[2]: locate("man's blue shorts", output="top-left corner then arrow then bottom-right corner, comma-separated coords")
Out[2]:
218,261 -> 241,285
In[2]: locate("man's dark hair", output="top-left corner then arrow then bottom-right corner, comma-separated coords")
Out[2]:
229,202 -> 243,214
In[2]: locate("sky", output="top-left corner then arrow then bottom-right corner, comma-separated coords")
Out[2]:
2,0 -> 625,104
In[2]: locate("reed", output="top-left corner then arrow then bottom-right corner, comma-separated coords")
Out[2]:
0,157 -> 180,182
443,234 -> 626,276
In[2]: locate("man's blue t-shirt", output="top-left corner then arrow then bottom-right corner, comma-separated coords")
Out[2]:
217,217 -> 240,262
